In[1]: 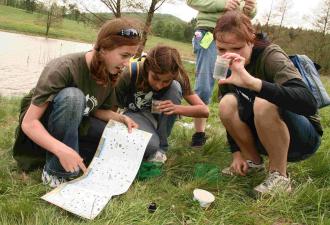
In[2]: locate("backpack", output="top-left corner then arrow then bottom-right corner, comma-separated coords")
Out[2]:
289,55 -> 330,108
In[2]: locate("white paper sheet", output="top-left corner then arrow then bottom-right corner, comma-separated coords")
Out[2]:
41,120 -> 152,219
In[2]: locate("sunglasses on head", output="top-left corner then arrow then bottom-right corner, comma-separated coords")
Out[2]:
116,28 -> 140,39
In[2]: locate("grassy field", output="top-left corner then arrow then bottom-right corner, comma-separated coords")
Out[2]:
0,68 -> 329,224
0,5 -> 194,60
1,4 -> 330,225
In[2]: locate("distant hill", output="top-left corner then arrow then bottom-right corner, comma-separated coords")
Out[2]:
80,11 -> 194,43
85,11 -> 189,25
1,4 -> 329,73
0,5 -> 194,59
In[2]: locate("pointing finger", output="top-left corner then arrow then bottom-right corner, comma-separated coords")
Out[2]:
79,161 -> 87,173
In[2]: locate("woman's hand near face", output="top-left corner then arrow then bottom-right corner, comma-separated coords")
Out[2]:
219,53 -> 262,92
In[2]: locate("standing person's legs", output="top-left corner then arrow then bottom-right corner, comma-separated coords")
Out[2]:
191,30 -> 217,147
193,35 -> 217,106
43,87 -> 85,181
157,80 -> 182,152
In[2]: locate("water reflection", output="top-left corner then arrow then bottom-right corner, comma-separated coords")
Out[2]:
0,31 -> 93,96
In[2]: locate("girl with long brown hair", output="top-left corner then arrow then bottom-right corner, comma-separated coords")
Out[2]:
13,18 -> 141,188
215,11 -> 322,195
115,45 -> 209,162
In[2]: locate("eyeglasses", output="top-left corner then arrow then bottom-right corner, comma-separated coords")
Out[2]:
116,28 -> 140,39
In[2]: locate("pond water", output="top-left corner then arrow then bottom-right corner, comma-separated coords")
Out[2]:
0,31 -> 93,96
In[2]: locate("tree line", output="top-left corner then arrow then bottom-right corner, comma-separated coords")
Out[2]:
257,0 -> 330,73
1,0 -> 330,73
152,17 -> 196,43
0,0 -> 195,50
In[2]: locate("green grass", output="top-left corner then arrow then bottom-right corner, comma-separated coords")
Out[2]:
0,76 -> 329,224
0,5 -> 194,60
1,4 -> 330,225
0,5 -> 97,43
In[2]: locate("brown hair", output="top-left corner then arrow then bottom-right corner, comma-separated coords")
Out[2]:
90,18 -> 141,86
214,11 -> 271,50
141,45 -> 191,93
213,10 -> 255,44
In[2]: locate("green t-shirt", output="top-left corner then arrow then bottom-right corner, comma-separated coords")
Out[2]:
246,44 -> 301,83
14,52 -> 118,171
23,52 -> 116,117
186,0 -> 256,29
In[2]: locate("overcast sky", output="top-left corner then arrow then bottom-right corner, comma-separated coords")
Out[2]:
158,0 -> 324,29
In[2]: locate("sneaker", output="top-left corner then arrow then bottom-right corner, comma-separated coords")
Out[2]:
147,151 -> 167,163
41,167 -> 68,188
222,160 -> 265,176
254,171 -> 292,195
191,132 -> 207,148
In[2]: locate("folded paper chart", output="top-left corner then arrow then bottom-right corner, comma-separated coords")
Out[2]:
41,120 -> 152,219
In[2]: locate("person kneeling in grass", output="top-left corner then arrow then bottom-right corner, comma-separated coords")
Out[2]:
215,11 -> 322,195
114,45 -> 209,163
13,18 -> 140,188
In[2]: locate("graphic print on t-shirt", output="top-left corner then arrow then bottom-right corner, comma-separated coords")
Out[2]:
84,94 -> 98,115
128,91 -> 153,111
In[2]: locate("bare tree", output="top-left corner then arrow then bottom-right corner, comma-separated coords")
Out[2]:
266,0 -> 294,39
83,6 -> 107,24
99,0 -> 121,17
264,0 -> 275,33
78,0 -> 127,19
95,0 -> 169,56
273,0 -> 293,30
132,0 -> 167,57
43,0 -> 63,36
313,0 -> 330,37
79,0 -> 170,55
93,0 -> 169,56
76,0 -> 134,28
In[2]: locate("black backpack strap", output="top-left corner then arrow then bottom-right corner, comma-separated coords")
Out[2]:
130,61 -> 139,86
127,61 -> 140,111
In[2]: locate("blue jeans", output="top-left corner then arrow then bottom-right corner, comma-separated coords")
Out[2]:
253,110 -> 321,162
124,81 -> 182,158
193,29 -> 217,104
279,110 -> 321,161
44,88 -> 106,178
